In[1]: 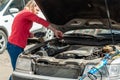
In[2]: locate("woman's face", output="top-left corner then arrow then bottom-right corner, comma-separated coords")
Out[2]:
33,4 -> 40,14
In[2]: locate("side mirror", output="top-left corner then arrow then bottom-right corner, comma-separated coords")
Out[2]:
9,8 -> 19,13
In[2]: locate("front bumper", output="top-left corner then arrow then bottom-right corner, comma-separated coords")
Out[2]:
12,71 -> 120,80
12,71 -> 78,80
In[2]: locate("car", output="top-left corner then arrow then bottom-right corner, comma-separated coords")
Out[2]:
0,0 -> 54,53
12,0 -> 120,80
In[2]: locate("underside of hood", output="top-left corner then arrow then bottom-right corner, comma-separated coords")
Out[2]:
35,0 -> 120,26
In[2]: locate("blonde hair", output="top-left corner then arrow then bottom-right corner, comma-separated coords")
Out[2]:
24,0 -> 37,12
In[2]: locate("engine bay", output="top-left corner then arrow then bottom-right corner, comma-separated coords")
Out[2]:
22,38 -> 114,63
19,38 -> 120,79
35,44 -> 103,60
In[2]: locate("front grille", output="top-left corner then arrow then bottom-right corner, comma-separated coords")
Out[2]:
33,63 -> 83,79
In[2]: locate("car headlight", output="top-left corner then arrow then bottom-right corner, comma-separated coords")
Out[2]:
82,64 -> 110,80
109,58 -> 120,77
84,64 -> 109,77
15,57 -> 32,74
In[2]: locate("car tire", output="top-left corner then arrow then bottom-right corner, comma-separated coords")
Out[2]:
0,30 -> 7,54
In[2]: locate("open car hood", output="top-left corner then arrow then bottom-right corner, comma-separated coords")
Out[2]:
35,0 -> 120,30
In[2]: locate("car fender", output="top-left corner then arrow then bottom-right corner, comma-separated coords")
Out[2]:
0,26 -> 8,37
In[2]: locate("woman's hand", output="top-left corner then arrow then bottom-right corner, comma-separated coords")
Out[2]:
54,29 -> 63,39
48,24 -> 63,39
29,32 -> 34,38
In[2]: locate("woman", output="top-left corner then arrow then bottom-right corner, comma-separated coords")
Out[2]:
7,0 -> 63,80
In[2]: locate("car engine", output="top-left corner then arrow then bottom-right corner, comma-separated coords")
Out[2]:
19,37 -> 116,79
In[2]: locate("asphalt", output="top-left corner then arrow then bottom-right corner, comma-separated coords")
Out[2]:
0,50 -> 12,80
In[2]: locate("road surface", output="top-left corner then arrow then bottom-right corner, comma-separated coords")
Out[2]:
0,50 -> 12,80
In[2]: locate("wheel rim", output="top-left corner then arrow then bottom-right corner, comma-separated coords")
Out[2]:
0,34 -> 6,52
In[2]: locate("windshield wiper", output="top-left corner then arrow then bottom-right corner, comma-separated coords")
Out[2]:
64,33 -> 105,39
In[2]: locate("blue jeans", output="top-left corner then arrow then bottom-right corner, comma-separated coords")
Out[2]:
7,42 -> 24,80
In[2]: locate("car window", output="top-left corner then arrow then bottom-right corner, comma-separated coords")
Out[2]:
0,0 -> 9,11
9,0 -> 24,11
24,0 -> 30,4
3,0 -> 25,15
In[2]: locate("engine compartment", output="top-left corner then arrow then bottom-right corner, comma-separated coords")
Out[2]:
35,44 -> 103,60
20,38 -> 120,79
23,38 -> 107,62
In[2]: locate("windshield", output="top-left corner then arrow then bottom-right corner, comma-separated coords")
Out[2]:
0,0 -> 9,11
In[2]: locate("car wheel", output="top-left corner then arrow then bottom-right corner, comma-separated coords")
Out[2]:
0,30 -> 7,54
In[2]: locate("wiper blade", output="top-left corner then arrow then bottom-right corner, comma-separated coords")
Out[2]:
96,33 -> 120,41
64,33 -> 102,39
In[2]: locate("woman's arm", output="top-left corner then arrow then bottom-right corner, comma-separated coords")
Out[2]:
26,12 -> 63,38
